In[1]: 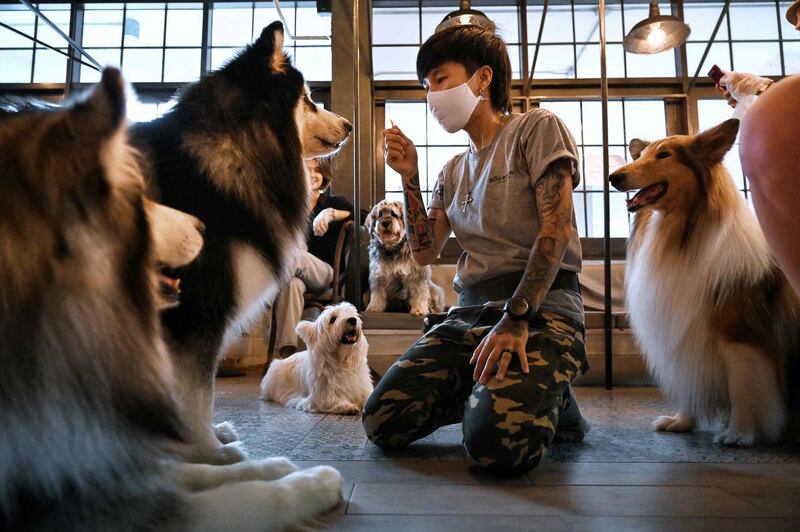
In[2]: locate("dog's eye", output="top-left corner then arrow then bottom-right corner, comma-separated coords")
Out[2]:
329,316 -> 336,324
656,151 -> 670,159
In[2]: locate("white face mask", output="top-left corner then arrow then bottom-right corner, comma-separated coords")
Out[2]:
426,70 -> 485,134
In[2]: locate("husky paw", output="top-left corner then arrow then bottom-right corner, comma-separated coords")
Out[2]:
714,428 -> 755,447
254,457 -> 300,480
213,421 -> 239,444
207,442 -> 249,465
651,414 -> 693,432
303,466 -> 344,509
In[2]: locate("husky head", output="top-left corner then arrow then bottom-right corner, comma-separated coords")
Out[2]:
0,67 -> 204,320
365,200 -> 406,249
609,119 -> 740,215
295,302 -> 366,366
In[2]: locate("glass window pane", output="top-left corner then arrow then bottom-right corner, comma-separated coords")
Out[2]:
478,5 -> 519,43
683,2 -> 729,42
573,2 -> 624,43
122,48 -> 163,82
253,5 -> 295,47
576,43 -> 625,78
384,191 -> 404,203
373,8 -> 419,45
33,48 -> 67,83
128,100 -> 160,122
610,192 -> 630,237
211,5 -> 253,47
625,48 -> 676,77
385,101 -> 427,145
0,49 -> 31,82
686,41 -> 731,76
293,46 -> 331,82
540,101 -> 582,145
421,7 -> 449,43
163,48 -> 201,82
530,44 -> 574,79
582,100 -> 625,145
373,46 -> 418,80
36,6 -> 71,47
293,5 -> 331,42
583,146 -> 607,191
83,9 -> 124,47
697,99 -> 735,132
124,7 -> 166,47
0,7 -> 36,48
528,5 -> 572,44
506,44 -> 521,80
624,101 -> 666,142
166,4 -> 203,46
210,47 -> 239,71
729,2 -> 779,41
780,1 -> 800,39
80,49 -> 121,82
586,192 -> 605,237
784,41 -> 800,74
731,42 -> 782,77
572,193 -> 587,238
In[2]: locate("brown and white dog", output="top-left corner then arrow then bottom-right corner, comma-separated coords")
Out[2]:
610,118 -> 800,446
364,200 -> 445,316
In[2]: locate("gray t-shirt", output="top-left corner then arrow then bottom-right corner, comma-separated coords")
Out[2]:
429,109 -> 584,324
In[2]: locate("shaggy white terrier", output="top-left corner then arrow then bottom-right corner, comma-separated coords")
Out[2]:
260,302 -> 372,415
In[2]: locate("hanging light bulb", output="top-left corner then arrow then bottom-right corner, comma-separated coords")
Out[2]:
623,1 -> 690,55
435,0 -> 495,34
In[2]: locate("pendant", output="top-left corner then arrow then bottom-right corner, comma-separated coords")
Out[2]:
460,191 -> 473,213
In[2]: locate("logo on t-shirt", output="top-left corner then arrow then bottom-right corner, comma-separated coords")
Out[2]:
489,170 -> 514,184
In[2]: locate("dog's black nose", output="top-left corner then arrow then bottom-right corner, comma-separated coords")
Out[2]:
346,317 -> 357,326
609,172 -> 625,189
343,120 -> 353,133
381,220 -> 390,228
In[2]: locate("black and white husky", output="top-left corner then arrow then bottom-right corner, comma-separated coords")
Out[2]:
0,68 -> 342,531
131,22 -> 352,464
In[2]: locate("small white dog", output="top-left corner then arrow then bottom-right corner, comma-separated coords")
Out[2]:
260,302 -> 372,415
364,199 -> 445,316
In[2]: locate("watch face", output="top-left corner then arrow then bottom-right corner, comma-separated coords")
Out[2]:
508,297 -> 529,316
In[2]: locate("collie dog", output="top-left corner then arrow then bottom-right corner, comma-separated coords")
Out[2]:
364,200 -> 445,315
610,118 -> 800,446
261,303 -> 372,414
0,68 -> 342,530
131,22 -> 352,464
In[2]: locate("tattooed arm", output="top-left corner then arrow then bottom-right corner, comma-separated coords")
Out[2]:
470,158 -> 575,384
384,124 -> 450,265
512,158 -> 574,310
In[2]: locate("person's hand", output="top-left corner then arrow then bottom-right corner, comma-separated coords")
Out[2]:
312,208 -> 335,236
470,315 -> 530,385
382,122 -> 418,180
718,71 -> 773,108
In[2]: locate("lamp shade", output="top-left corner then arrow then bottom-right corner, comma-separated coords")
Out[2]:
623,1 -> 690,55
435,1 -> 494,33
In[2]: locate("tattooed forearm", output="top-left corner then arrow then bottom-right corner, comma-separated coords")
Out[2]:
403,173 -> 434,252
513,161 -> 574,312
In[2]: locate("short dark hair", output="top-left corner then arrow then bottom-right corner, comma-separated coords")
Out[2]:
416,24 -> 512,114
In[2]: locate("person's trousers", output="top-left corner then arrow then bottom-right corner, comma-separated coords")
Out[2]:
362,305 -> 588,476
273,251 -> 333,350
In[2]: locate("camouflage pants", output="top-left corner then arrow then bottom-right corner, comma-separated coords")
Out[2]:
362,305 -> 588,476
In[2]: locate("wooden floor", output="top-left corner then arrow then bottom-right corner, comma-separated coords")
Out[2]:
215,373 -> 800,531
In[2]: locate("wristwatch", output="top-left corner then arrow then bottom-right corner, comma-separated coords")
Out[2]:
503,296 -> 533,321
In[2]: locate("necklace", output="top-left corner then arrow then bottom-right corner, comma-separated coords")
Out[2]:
460,115 -> 509,214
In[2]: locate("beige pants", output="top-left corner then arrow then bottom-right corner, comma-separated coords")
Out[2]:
273,251 -> 333,350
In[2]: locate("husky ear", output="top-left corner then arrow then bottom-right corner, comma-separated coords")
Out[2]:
255,22 -> 287,74
628,138 -> 650,161
76,67 -> 127,135
694,118 -> 740,164
295,319 -> 316,346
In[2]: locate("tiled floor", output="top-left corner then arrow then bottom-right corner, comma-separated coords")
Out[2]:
214,373 -> 800,531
